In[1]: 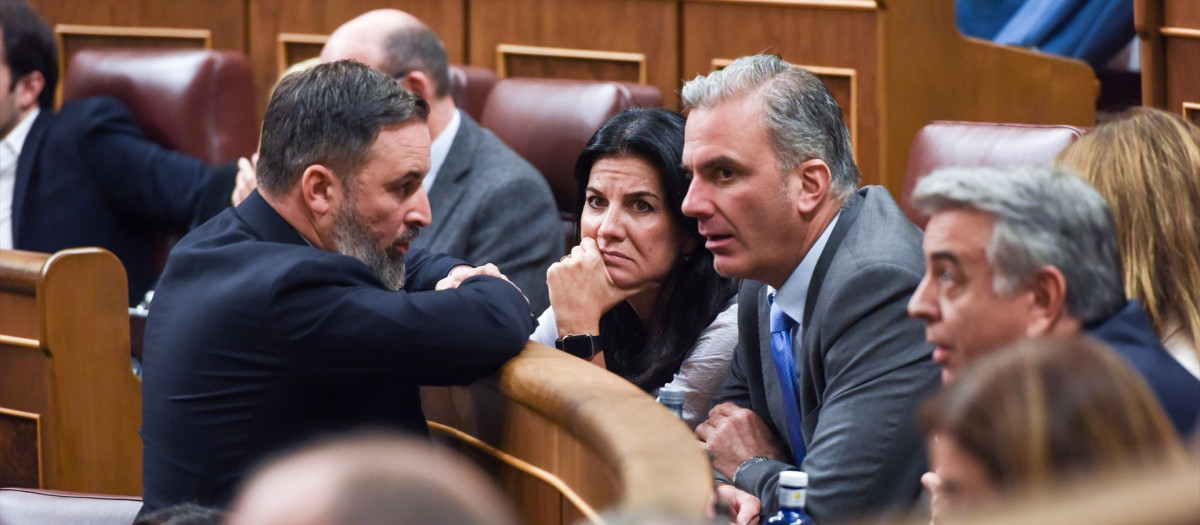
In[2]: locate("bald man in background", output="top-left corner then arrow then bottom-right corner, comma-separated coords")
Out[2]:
319,10 -> 560,313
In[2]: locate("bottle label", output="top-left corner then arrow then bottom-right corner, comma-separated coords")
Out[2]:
779,488 -> 806,508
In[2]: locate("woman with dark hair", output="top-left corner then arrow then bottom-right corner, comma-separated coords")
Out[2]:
530,107 -> 738,429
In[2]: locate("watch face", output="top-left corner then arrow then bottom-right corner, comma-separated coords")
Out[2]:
560,334 -> 597,359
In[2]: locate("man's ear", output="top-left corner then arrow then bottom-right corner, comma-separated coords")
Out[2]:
14,71 -> 45,112
789,158 -> 832,215
398,70 -> 437,101
1023,265 -> 1070,335
301,165 -> 340,217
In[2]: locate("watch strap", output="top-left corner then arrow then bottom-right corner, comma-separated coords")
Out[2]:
732,455 -> 769,485
555,333 -> 601,359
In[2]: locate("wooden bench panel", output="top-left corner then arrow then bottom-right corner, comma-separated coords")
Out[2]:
422,343 -> 711,524
0,248 -> 141,496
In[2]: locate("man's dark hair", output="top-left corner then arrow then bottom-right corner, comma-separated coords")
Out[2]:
381,22 -> 450,99
0,0 -> 58,109
256,59 -> 430,196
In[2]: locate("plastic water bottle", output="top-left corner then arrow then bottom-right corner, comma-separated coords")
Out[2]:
657,385 -> 685,419
766,471 -> 815,524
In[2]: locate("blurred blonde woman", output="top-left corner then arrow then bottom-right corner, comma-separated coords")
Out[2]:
919,335 -> 1186,523
1056,108 -> 1200,378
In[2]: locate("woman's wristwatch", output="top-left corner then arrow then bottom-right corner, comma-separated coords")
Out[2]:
555,333 -> 602,359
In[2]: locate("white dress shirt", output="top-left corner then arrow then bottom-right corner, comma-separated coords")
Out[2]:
530,299 -> 740,429
769,211 -> 842,344
1,108 -> 40,250
423,109 -> 461,194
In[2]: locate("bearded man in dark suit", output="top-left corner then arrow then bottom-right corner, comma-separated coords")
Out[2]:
140,60 -> 532,514
318,9 -> 561,314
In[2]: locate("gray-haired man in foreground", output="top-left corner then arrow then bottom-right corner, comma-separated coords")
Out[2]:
908,165 -> 1200,428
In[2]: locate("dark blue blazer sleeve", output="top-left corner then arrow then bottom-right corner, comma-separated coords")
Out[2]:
272,252 -> 534,386
66,97 -> 217,230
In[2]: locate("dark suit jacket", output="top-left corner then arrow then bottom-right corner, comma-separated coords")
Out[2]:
139,191 -> 534,512
414,113 -> 561,314
712,187 -> 940,523
12,97 -> 233,304
1088,300 -> 1200,436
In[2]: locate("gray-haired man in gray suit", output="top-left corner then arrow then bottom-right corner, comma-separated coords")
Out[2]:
684,55 -> 939,524
319,9 -> 561,313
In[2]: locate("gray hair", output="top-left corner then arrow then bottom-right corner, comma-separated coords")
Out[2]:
680,54 -> 859,200
912,165 -> 1125,325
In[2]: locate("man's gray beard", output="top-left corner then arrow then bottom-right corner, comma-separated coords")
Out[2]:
332,204 -> 408,291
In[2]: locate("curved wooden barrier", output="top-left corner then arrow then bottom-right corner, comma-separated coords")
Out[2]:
0,248 -> 140,496
0,246 -> 713,511
422,343 -> 712,524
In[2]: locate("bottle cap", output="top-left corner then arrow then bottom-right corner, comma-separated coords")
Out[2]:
778,470 -> 808,488
658,385 -> 686,404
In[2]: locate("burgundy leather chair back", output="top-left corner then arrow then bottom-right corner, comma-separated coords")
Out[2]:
0,488 -> 141,525
63,48 -> 258,164
618,81 -> 663,108
480,78 -> 650,222
901,121 -> 1085,228
448,64 -> 498,122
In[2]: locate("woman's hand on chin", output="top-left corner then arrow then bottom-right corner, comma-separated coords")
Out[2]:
548,237 -> 643,335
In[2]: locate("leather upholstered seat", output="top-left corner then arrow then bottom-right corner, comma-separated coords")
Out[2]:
448,64 -> 498,122
0,488 -> 141,525
479,78 -> 660,231
62,48 -> 257,165
901,121 -> 1085,228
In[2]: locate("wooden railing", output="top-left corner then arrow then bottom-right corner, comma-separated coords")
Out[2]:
0,248 -> 141,496
422,343 -> 713,524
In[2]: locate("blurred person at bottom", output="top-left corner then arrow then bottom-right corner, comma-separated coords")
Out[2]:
530,107 -> 738,430
919,335 -> 1186,523
225,432 -> 517,525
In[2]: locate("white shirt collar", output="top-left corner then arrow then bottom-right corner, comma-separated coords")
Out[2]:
769,211 -> 841,325
1,107 -> 39,161
423,108 -> 461,193
1,108 -> 40,250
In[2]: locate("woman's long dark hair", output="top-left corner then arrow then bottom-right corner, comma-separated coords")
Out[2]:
573,107 -> 737,391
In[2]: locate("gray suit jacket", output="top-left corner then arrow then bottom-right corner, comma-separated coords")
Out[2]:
712,186 -> 939,523
413,113 -> 562,314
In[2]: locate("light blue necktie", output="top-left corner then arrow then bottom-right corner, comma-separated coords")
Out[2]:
769,296 -> 807,465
